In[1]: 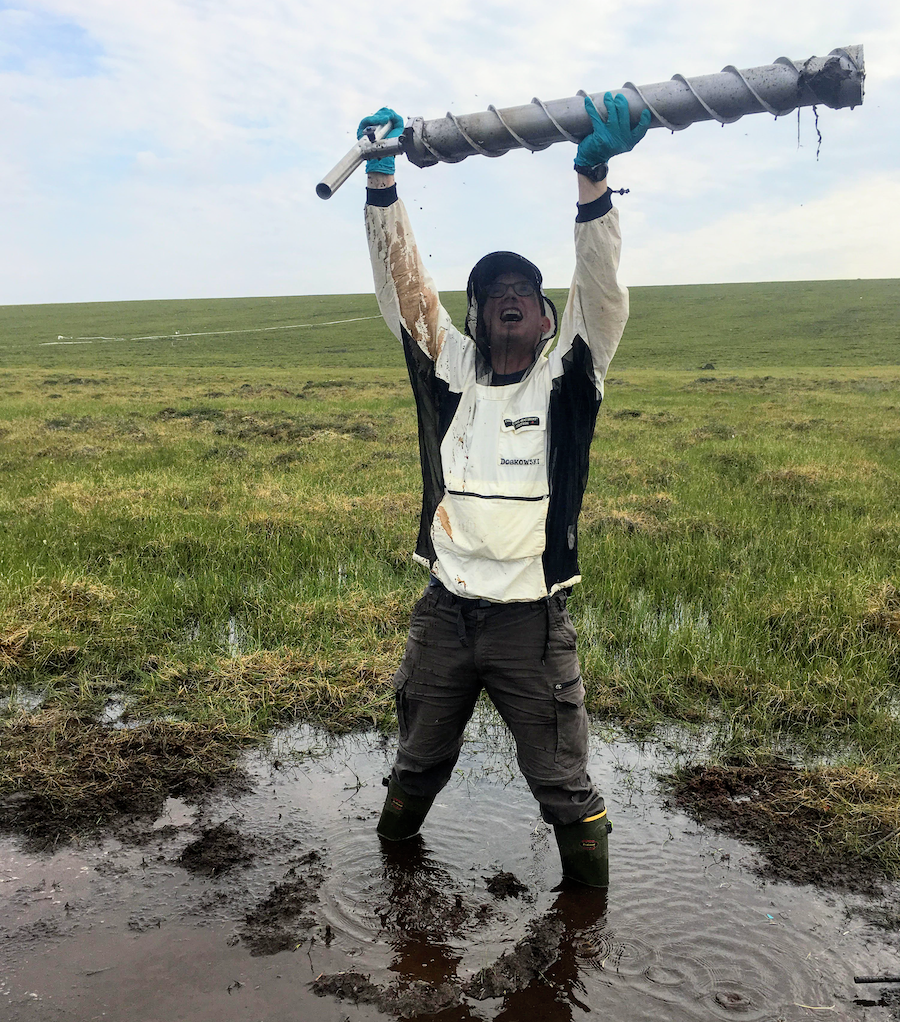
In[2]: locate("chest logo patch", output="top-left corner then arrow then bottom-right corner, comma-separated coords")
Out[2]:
503,415 -> 541,431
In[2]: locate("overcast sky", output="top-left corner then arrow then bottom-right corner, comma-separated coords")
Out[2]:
1,0 -> 897,306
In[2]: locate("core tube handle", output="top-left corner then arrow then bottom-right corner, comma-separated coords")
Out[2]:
315,122 -> 403,199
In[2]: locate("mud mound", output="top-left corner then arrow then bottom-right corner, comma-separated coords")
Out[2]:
376,885 -> 490,936
177,822 -> 256,876
311,972 -> 464,1015
313,896 -> 572,1013
484,870 -> 529,899
240,850 -> 326,955
666,763 -> 890,894
463,913 -> 565,1000
0,710 -> 248,848
373,840 -> 498,938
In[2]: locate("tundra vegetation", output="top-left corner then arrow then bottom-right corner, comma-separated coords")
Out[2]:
1,278 -> 899,875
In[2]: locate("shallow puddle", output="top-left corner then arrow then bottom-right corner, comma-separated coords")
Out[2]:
2,709 -> 900,1021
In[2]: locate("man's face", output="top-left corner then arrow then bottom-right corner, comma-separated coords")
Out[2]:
482,272 -> 550,347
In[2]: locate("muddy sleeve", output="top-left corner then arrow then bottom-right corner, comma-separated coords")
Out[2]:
555,197 -> 629,396
365,187 -> 458,366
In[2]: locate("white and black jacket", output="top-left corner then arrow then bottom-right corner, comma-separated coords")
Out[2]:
365,185 -> 629,603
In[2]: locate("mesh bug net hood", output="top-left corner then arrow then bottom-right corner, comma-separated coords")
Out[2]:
465,251 -> 559,345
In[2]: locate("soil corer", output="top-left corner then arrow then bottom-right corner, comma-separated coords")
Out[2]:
317,45 -> 864,199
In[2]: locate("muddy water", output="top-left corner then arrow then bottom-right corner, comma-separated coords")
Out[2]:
2,709 -> 899,1021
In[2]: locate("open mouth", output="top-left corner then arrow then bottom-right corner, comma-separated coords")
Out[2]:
500,309 -> 523,323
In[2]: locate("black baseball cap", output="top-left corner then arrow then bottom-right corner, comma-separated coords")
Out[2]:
465,250 -> 558,343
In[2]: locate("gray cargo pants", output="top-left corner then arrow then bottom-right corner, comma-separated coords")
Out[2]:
389,581 -> 605,827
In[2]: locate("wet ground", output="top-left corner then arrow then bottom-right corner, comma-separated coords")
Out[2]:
4,710 -> 900,1021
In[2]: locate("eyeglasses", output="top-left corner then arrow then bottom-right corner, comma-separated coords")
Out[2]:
485,280 -> 537,299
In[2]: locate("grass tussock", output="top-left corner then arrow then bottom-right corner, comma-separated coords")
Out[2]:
0,709 -> 249,847
864,583 -> 900,637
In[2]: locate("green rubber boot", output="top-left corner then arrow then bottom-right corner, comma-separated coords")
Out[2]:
553,809 -> 612,888
376,777 -> 436,842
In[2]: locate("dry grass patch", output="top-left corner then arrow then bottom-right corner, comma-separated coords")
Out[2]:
766,583 -> 900,665
755,466 -> 830,489
863,584 -> 900,638
580,492 -> 671,536
289,492 -> 420,519
47,481 -> 142,514
327,590 -> 412,632
155,647 -> 398,733
18,577 -> 136,629
0,630 -> 31,671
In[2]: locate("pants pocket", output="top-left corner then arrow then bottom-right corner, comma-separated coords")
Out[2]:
553,675 -> 588,768
391,661 -> 414,745
549,591 -> 578,652
406,587 -> 437,645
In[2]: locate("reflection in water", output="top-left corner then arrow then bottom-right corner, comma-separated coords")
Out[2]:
307,716 -> 868,1021
375,832 -> 612,1022
380,836 -> 465,985
380,837 -> 468,1019
491,885 -> 610,1022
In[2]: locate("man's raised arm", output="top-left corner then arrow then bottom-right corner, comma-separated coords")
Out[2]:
557,93 -> 651,388
360,108 -> 455,364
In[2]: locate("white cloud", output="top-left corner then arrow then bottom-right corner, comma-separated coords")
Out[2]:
0,0 -> 896,303
626,173 -> 900,284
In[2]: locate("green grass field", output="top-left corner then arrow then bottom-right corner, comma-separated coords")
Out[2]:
2,278 -> 899,862
2,277 -> 898,371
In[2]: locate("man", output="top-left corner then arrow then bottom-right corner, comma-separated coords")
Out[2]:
361,94 -> 650,887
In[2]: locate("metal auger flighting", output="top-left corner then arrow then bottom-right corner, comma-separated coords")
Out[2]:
316,45 -> 864,199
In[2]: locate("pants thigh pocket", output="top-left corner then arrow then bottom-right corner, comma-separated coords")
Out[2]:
393,592 -> 435,738
392,662 -> 411,742
553,675 -> 588,768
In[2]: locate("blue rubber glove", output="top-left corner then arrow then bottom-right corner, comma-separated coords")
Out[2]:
575,92 -> 651,168
357,107 -> 404,175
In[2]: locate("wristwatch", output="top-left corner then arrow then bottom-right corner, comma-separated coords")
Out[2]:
574,161 -> 609,183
